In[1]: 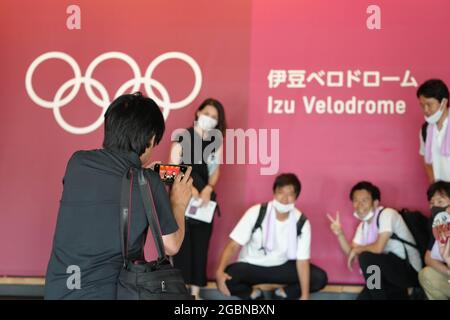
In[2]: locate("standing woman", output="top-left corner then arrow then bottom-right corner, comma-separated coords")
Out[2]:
170,98 -> 226,299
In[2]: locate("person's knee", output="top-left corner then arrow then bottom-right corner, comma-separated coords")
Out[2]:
418,266 -> 448,300
224,264 -> 237,278
418,266 -> 435,288
418,267 -> 427,287
224,266 -> 242,293
358,251 -> 377,268
311,267 -> 328,292
224,278 -> 237,291
317,268 -> 328,290
225,262 -> 247,281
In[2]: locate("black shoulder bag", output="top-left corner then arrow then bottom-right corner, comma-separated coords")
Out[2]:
117,168 -> 193,300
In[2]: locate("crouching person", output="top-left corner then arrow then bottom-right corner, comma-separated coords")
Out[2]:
215,173 -> 328,300
327,181 -> 422,300
418,181 -> 450,300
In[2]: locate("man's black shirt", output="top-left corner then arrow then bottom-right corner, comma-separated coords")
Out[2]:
44,149 -> 178,299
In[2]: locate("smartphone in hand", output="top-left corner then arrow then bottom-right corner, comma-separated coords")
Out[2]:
153,164 -> 189,184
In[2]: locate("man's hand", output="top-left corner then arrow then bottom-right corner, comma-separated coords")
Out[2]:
327,211 -> 343,236
347,249 -> 359,271
216,270 -> 232,296
170,166 -> 193,212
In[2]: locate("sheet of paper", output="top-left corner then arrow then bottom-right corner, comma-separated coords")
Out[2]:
185,198 -> 217,223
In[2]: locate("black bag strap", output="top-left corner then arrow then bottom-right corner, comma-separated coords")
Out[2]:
252,202 -> 308,236
376,208 -> 418,249
375,207 -> 418,264
251,202 -> 307,256
119,167 -> 168,264
119,168 -> 133,263
136,168 -> 167,261
252,202 -> 268,234
375,207 -> 385,229
296,214 -> 308,236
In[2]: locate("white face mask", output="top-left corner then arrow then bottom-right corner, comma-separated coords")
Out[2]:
196,114 -> 218,131
272,199 -> 295,213
425,101 -> 446,124
353,209 -> 375,222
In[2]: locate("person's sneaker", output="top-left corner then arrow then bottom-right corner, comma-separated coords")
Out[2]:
273,288 -> 288,300
249,288 -> 264,300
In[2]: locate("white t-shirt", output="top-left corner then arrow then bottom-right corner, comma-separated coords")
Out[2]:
419,118 -> 450,182
352,207 -> 422,272
229,203 -> 311,267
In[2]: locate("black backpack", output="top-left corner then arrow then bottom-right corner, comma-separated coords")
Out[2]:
251,202 -> 308,254
376,208 -> 430,264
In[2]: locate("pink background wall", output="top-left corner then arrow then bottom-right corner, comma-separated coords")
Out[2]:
1,0 -> 449,284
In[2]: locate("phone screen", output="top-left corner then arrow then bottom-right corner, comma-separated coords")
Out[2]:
154,164 -> 187,184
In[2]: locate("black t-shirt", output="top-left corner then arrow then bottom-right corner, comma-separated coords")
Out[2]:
44,149 -> 178,299
177,127 -> 219,192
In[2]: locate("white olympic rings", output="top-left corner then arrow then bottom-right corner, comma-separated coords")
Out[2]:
25,51 -> 202,134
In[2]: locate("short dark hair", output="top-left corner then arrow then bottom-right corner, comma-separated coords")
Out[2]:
195,98 -> 227,135
272,173 -> 301,199
416,79 -> 449,103
103,92 -> 165,156
427,180 -> 450,201
349,181 -> 381,201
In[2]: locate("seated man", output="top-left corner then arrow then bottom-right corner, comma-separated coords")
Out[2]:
327,181 -> 422,300
215,173 -> 328,300
418,181 -> 450,300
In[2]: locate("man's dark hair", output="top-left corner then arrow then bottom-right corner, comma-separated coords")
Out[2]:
427,180 -> 450,201
349,181 -> 381,201
103,92 -> 165,156
272,173 -> 301,199
416,79 -> 449,103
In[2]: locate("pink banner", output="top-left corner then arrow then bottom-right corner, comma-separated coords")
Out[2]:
1,0 -> 449,285
246,0 -> 450,283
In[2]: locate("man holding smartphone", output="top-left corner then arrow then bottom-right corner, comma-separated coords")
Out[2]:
44,92 -> 193,300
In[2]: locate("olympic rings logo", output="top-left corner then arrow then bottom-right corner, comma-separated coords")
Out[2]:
25,51 -> 202,134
